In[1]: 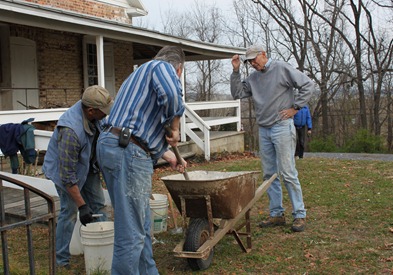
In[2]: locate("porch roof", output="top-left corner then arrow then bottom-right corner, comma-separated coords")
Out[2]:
0,1 -> 246,64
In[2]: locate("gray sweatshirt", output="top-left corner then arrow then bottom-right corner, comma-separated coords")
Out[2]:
230,60 -> 314,128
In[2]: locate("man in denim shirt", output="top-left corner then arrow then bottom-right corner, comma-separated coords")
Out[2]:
43,85 -> 113,269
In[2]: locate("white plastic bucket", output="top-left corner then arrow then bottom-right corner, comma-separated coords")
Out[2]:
150,194 -> 168,234
80,221 -> 114,275
70,213 -> 84,255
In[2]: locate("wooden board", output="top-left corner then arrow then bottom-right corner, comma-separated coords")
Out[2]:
2,186 -> 60,222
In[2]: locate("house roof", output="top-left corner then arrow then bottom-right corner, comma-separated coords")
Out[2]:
125,0 -> 148,17
0,1 -> 246,64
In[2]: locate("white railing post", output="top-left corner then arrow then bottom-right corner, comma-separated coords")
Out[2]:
180,114 -> 187,142
236,99 -> 241,131
203,128 -> 210,161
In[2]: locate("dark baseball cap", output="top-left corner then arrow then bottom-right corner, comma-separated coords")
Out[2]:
82,85 -> 114,115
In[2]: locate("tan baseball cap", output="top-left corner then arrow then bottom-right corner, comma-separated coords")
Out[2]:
82,85 -> 114,115
244,45 -> 264,63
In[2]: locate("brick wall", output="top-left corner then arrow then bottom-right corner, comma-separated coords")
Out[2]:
11,25 -> 84,108
37,29 -> 84,107
24,0 -> 131,24
10,25 -> 135,107
112,40 -> 134,91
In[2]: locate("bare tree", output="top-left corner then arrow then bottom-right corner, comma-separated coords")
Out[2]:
250,0 -> 310,69
160,2 -> 226,107
161,11 -> 193,38
306,0 -> 393,136
371,0 -> 393,8
386,74 -> 393,151
247,0 -> 353,139
190,3 -> 223,104
155,0 -> 393,151
363,4 -> 393,136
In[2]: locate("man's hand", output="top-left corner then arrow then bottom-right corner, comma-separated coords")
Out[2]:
165,128 -> 180,147
164,118 -> 181,147
279,108 -> 298,120
162,150 -> 187,172
232,55 -> 241,72
307,130 -> 312,137
79,204 -> 93,226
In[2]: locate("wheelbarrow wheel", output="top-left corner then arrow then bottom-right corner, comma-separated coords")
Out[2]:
183,218 -> 214,271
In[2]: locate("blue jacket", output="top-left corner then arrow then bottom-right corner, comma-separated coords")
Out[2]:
293,106 -> 312,129
0,122 -> 36,163
43,101 -> 94,192
0,123 -> 23,156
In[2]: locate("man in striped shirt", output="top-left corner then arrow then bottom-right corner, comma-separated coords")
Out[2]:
96,45 -> 187,274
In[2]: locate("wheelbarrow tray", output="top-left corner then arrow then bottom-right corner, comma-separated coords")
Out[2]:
161,171 -> 259,219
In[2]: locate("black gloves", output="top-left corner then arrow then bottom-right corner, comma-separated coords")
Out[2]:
79,204 -> 93,226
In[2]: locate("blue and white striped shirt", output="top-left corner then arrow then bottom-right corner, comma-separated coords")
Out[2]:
106,60 -> 185,160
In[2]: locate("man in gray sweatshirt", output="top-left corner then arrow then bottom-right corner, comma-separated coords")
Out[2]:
230,45 -> 314,232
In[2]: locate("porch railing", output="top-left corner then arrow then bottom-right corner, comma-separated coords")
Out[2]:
0,173 -> 56,274
0,87 -> 82,109
0,99 -> 241,161
181,100 -> 241,160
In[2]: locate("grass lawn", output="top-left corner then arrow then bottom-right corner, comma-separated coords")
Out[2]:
2,152 -> 393,274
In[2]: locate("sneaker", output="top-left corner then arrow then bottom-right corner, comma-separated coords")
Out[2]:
258,215 -> 286,228
291,218 -> 306,232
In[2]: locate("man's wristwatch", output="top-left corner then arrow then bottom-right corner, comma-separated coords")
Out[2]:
293,104 -> 301,110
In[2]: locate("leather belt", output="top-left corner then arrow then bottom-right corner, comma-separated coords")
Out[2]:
107,127 -> 149,154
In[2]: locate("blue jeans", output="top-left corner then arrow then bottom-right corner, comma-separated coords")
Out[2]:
259,118 -> 306,219
96,131 -> 158,275
55,172 -> 107,266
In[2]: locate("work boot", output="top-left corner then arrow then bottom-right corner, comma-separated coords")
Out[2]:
258,215 -> 286,228
291,218 -> 306,232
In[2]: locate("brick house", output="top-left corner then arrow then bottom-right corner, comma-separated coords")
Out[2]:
0,0 -> 245,111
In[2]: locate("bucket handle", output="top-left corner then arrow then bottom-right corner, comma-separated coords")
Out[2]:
151,209 -> 168,219
78,213 -> 106,239
78,223 -> 83,239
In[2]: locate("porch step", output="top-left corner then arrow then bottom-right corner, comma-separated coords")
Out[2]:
156,130 -> 244,164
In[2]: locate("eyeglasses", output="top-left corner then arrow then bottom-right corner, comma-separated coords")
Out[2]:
247,52 -> 261,64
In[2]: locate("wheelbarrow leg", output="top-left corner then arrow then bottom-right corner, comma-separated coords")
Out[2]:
204,195 -> 214,238
180,196 -> 188,232
230,209 -> 252,253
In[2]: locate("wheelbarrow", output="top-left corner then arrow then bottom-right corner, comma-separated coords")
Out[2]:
161,170 -> 277,271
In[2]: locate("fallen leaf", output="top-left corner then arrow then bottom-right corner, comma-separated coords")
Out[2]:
305,253 -> 314,258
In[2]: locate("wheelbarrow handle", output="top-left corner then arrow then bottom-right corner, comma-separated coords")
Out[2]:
164,125 -> 190,181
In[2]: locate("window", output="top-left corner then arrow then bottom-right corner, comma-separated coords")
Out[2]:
86,43 -> 98,86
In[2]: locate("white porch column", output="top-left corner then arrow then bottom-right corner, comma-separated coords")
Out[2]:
96,35 -> 105,87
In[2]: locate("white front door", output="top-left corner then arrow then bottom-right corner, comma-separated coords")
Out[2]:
10,37 -> 39,110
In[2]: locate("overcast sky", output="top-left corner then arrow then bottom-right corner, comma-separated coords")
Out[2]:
135,0 -> 232,30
